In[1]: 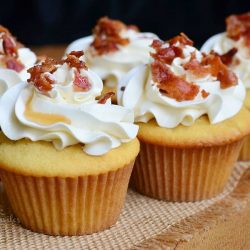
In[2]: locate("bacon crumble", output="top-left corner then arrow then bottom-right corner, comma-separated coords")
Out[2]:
211,48 -> 238,66
98,92 -> 115,104
27,58 -> 58,92
183,53 -> 211,78
226,12 -> 250,42
5,58 -> 25,72
151,39 -> 183,65
151,34 -> 238,101
64,51 -> 87,71
73,70 -> 91,92
151,61 -> 200,102
201,89 -> 210,98
91,17 -> 137,55
203,54 -> 238,88
0,25 -> 25,71
168,32 -> 194,47
28,51 -> 91,93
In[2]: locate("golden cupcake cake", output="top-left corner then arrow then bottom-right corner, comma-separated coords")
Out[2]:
0,51 -> 139,235
118,33 -> 250,201
201,12 -> 250,160
0,25 -> 37,95
66,17 -> 158,102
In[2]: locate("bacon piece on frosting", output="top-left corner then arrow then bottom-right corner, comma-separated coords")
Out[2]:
151,34 -> 193,65
91,17 -> 133,55
2,35 -> 17,57
151,61 -> 199,101
168,32 -> 194,46
184,52 -> 238,89
0,25 -> 25,71
27,58 -> 57,92
5,57 -> 24,72
98,92 -> 115,104
0,26 -> 18,57
201,89 -> 210,98
151,39 -> 183,64
73,70 -> 91,92
64,51 -> 87,71
226,12 -> 250,41
150,33 -> 237,100
28,52 -> 91,93
203,54 -> 238,89
211,48 -> 238,66
183,53 -> 211,78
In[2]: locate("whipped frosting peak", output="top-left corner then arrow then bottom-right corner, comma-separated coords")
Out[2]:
66,17 -> 158,87
0,52 -> 138,155
118,34 -> 245,128
201,12 -> 250,88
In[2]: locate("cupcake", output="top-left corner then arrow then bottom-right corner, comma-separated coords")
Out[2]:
201,12 -> 250,160
118,33 -> 250,201
0,51 -> 139,235
66,17 -> 158,102
0,25 -> 36,96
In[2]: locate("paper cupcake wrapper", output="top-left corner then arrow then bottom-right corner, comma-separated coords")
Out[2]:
0,161 -> 134,236
130,141 -> 243,201
238,135 -> 250,161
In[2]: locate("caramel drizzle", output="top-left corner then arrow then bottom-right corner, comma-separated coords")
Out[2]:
24,95 -> 71,125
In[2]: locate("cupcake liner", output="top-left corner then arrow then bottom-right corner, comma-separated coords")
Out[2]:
130,140 -> 243,201
0,161 -> 134,236
238,135 -> 250,161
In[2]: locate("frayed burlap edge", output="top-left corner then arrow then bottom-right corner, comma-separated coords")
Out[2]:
132,165 -> 250,250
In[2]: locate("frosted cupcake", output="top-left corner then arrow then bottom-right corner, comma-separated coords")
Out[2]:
0,25 -> 36,96
0,51 -> 139,235
118,33 -> 250,201
201,12 -> 250,160
66,17 -> 158,102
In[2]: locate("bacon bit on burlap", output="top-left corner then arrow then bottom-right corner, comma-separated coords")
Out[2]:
91,17 -> 137,55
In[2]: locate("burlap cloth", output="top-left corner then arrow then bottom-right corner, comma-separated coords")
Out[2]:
0,162 -> 249,250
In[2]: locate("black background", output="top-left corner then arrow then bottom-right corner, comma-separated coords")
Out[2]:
0,0 -> 249,47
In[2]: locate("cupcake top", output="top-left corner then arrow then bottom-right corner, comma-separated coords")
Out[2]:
66,17 -> 158,87
201,12 -> 250,88
0,25 -> 37,95
0,51 -> 138,156
118,33 -> 245,128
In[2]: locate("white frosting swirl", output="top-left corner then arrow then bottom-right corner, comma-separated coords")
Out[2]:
0,62 -> 138,155
201,32 -> 250,88
118,45 -> 245,128
66,29 -> 158,87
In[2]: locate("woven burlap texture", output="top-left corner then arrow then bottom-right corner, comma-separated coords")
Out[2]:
0,162 -> 249,250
